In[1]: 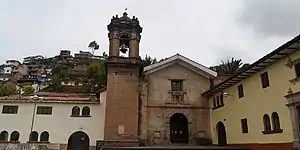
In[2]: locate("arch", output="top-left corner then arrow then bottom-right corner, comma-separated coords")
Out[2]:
0,131 -> 8,141
216,122 -> 227,145
29,131 -> 38,141
72,106 -> 80,116
119,34 -> 130,39
272,112 -> 281,130
67,131 -> 90,150
40,131 -> 50,142
263,114 -> 271,131
82,106 -> 90,116
10,131 -> 19,141
169,113 -> 189,143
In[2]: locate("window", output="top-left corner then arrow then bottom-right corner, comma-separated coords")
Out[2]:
213,97 -> 216,108
40,131 -> 49,142
241,118 -> 248,133
0,131 -> 8,141
10,131 -> 19,141
263,114 -> 271,131
212,93 -> 225,110
171,80 -> 183,91
260,72 -> 270,88
37,106 -> 52,115
272,112 -> 281,130
220,93 -> 224,105
71,106 -> 80,116
2,105 -> 18,114
295,63 -> 300,77
237,84 -> 244,98
82,106 -> 90,116
29,131 -> 38,142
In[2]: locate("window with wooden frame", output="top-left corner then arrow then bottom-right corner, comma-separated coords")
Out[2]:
71,106 -> 80,116
0,131 -> 8,141
220,93 -> 224,105
263,114 -> 271,131
237,84 -> 244,98
10,131 -> 20,142
29,131 -> 38,142
271,112 -> 281,130
40,131 -> 50,142
37,106 -> 52,115
241,118 -> 248,133
260,71 -> 270,88
82,106 -> 91,116
2,105 -> 18,114
212,93 -> 225,110
171,80 -> 183,91
213,97 -> 216,108
216,96 -> 220,106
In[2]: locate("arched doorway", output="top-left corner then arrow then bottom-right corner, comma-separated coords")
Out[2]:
216,122 -> 227,145
67,131 -> 90,150
169,113 -> 189,143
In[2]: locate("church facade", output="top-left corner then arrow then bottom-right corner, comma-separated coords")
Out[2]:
100,11 -> 218,147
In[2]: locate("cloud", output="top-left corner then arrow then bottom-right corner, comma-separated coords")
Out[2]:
238,0 -> 300,37
0,0 -> 299,68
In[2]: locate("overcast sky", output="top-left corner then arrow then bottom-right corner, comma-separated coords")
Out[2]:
1,0 -> 300,67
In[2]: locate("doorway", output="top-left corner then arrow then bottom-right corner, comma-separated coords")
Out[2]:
170,113 -> 189,143
216,122 -> 227,145
67,131 -> 90,150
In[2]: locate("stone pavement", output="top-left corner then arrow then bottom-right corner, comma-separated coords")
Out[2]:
102,144 -> 249,150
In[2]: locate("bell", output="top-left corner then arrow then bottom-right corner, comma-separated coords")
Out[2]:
120,43 -> 128,54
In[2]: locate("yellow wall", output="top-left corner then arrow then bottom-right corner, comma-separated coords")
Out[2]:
211,50 -> 300,144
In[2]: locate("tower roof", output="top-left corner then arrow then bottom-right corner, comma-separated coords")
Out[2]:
107,12 -> 142,33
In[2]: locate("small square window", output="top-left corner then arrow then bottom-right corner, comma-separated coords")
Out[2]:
171,80 -> 183,91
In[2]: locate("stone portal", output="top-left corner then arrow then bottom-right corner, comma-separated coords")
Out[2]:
170,113 -> 189,143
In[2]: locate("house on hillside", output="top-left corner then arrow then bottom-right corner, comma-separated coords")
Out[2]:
2,60 -> 21,74
23,55 -> 44,64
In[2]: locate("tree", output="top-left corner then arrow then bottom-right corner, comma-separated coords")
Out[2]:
88,41 -> 100,55
86,60 -> 107,93
142,55 -> 157,67
210,58 -> 250,76
51,74 -> 63,92
0,84 -> 17,96
22,86 -> 35,95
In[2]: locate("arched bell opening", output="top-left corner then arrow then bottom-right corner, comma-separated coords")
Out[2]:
119,34 -> 130,57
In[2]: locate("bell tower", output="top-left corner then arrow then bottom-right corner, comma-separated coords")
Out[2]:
103,12 -> 143,146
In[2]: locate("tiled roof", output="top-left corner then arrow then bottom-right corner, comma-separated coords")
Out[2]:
0,92 -> 99,104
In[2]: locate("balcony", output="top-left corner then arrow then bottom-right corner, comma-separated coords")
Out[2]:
166,90 -> 188,104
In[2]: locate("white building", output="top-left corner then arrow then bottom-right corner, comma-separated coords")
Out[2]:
0,91 -> 106,150
2,60 -> 21,74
